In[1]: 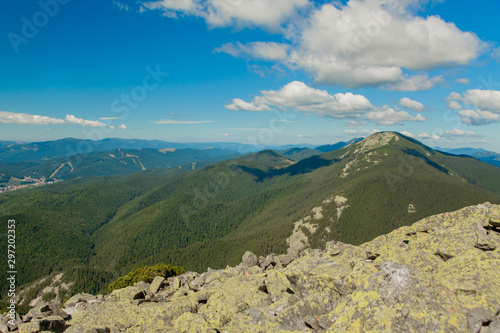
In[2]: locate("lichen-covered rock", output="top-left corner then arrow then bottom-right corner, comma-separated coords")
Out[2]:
242,251 -> 259,267
149,276 -> 165,295
110,286 -> 145,301
60,203 -> 500,332
19,315 -> 66,333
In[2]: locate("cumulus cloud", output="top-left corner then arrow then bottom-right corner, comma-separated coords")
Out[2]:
65,115 -> 107,127
447,92 -> 463,101
143,0 -> 309,30
285,0 -> 482,88
400,130 -> 415,137
400,97 -> 425,111
448,89 -> 500,125
364,106 -> 428,125
0,111 -> 109,128
344,128 -> 381,136
215,42 -> 289,61
225,81 -> 372,118
401,129 -> 482,142
144,0 -> 485,90
416,133 -> 444,141
155,119 -> 214,124
457,78 -> 471,84
0,111 -> 66,125
448,100 -> 462,110
443,128 -> 480,137
118,124 -> 127,129
384,74 -> 444,91
458,109 -> 500,126
345,120 -> 366,127
99,117 -> 120,120
399,131 -> 446,141
225,98 -> 271,112
462,89 -> 500,111
216,133 -> 230,137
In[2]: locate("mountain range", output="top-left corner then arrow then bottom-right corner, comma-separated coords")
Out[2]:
436,146 -> 500,168
1,132 -> 499,304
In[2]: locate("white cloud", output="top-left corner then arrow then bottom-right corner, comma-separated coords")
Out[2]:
462,89 -> 500,112
364,106 -> 428,125
113,1 -> 132,11
400,131 -> 446,141
344,128 -> 381,135
215,42 -> 288,61
65,115 -> 107,127
225,98 -> 271,112
285,1 -> 483,88
448,100 -> 462,110
0,111 -> 66,125
216,133 -> 230,137
143,0 -> 310,30
118,124 -> 127,129
457,78 -> 471,84
443,128 -> 479,137
458,109 -> 500,126
345,120 -> 366,127
155,119 -> 214,124
416,133 -> 444,141
99,117 -> 120,120
447,92 -> 463,101
400,129 -> 482,142
225,81 -> 372,118
399,97 -> 425,111
0,111 -> 109,128
448,89 -> 500,125
400,130 -> 415,137
384,74 -> 444,91
145,0 -> 485,90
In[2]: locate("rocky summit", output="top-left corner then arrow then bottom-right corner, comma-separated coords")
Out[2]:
9,203 -> 500,333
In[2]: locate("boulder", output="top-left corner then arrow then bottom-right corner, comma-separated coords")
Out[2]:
110,286 -> 145,301
25,303 -> 70,321
242,251 -> 258,267
18,315 -> 66,333
133,281 -> 152,296
149,276 -> 166,294
170,277 -> 181,290
64,293 -> 98,308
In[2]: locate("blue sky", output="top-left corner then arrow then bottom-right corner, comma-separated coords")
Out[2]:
1,0 -> 500,151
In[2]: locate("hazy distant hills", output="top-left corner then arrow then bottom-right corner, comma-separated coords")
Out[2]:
0,137 -> 361,182
436,146 -> 500,168
0,138 -> 317,163
0,147 -> 240,181
1,132 -> 499,298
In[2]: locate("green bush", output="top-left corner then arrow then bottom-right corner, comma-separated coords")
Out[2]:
108,263 -> 184,291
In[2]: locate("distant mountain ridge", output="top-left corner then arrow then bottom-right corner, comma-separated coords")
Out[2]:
436,146 -> 500,168
0,147 -> 240,181
0,137 -> 361,163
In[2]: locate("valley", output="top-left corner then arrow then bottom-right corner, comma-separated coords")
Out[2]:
1,132 -> 499,310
